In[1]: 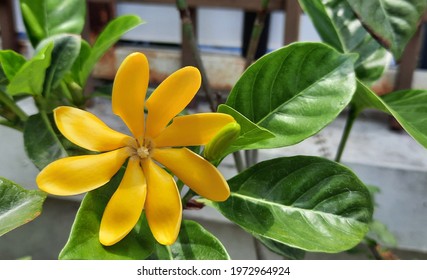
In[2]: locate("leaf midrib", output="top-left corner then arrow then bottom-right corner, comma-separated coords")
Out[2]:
230,191 -> 366,226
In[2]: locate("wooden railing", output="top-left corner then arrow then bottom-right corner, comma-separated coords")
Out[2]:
0,0 -> 425,93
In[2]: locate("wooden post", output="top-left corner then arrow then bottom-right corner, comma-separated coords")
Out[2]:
0,0 -> 19,51
181,7 -> 198,67
394,24 -> 425,91
284,0 -> 301,45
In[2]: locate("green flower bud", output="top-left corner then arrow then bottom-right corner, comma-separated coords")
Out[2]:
204,122 -> 241,162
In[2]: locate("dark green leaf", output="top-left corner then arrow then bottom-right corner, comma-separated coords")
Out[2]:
38,34 -> 81,96
153,220 -> 230,260
7,43 -> 53,96
217,104 -> 274,154
299,0 -> 390,84
346,0 -> 427,59
24,113 -> 67,170
257,235 -> 306,260
71,40 -> 91,86
59,169 -> 155,260
205,156 -> 373,253
353,80 -> 427,148
0,50 -> 27,80
19,0 -> 86,47
226,42 -> 357,149
0,67 -> 7,85
0,177 -> 46,236
80,15 -> 144,85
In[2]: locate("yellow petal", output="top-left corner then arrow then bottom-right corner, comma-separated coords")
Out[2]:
54,106 -> 135,152
145,66 -> 201,138
36,148 -> 130,195
142,158 -> 182,245
100,157 -> 147,246
152,113 -> 235,147
152,148 -> 230,201
112,52 -> 149,141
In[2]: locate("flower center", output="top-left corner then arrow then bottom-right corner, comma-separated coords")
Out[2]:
137,146 -> 150,159
132,138 -> 153,160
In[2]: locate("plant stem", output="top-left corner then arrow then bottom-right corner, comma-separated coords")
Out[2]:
176,0 -> 217,111
244,0 -> 270,68
181,188 -> 196,207
0,89 -> 28,123
335,105 -> 359,163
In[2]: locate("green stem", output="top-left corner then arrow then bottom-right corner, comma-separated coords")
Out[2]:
59,81 -> 74,103
0,119 -> 23,131
0,89 -> 28,122
165,245 -> 174,260
181,189 -> 196,206
335,105 -> 359,163
176,0 -> 217,111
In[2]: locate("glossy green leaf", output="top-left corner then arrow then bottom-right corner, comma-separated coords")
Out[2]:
7,43 -> 53,96
257,236 -> 306,260
38,34 -> 81,96
382,90 -> 427,146
226,42 -> 357,149
153,220 -> 230,260
205,156 -> 373,253
19,0 -> 85,48
217,104 -> 274,154
299,0 -> 390,84
80,15 -> 144,85
346,0 -> 427,59
353,80 -> 427,148
59,169 -> 155,260
0,50 -> 26,81
0,177 -> 46,236
24,113 -> 67,170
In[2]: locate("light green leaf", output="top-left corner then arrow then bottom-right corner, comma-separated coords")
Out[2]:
59,169 -> 155,260
353,80 -> 427,148
7,43 -> 54,96
37,34 -> 81,96
0,177 -> 46,236
153,220 -> 230,260
346,0 -> 427,59
217,104 -> 274,153
80,15 -> 144,85
19,0 -> 86,47
205,156 -> 373,253
299,0 -> 390,84
0,50 -> 27,81
23,113 -> 68,170
226,42 -> 357,148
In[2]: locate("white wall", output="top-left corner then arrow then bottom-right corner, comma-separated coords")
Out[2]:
11,1 -> 321,52
116,3 -> 321,52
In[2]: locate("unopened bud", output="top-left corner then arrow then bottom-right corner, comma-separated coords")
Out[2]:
204,122 -> 241,162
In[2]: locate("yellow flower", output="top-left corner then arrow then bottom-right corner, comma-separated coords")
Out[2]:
36,52 -> 234,246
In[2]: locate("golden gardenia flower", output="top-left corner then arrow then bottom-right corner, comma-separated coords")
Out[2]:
36,52 -> 234,246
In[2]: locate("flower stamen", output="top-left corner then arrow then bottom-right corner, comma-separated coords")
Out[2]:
137,146 -> 150,159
